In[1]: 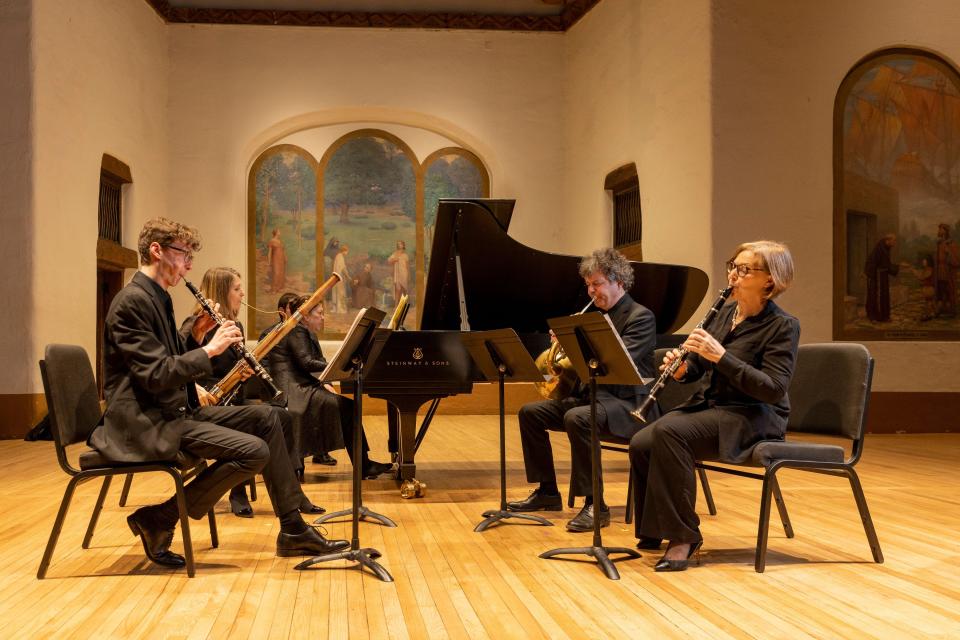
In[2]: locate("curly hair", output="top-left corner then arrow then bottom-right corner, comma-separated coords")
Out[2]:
137,217 -> 202,266
578,248 -> 634,290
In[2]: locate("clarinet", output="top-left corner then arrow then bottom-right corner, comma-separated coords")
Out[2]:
630,286 -> 733,423
184,280 -> 283,403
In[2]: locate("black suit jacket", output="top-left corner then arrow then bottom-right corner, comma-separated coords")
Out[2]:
89,271 -> 213,462
676,299 -> 800,463
586,293 -> 658,439
269,324 -> 327,390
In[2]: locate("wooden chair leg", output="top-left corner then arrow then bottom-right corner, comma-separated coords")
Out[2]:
83,476 -> 113,549
769,475 -> 794,538
698,467 -> 717,515
755,470 -> 777,573
118,473 -> 133,507
625,471 -> 634,524
845,469 -> 884,563
208,509 -> 219,549
38,476 -> 81,579
170,471 -> 196,578
248,477 -> 257,502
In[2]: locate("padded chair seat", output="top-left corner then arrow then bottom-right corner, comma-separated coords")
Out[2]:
78,448 -> 200,471
751,441 -> 845,467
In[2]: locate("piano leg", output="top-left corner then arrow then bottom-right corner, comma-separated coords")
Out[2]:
385,396 -> 441,481
387,405 -> 399,467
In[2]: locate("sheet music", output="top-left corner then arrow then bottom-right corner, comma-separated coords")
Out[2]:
318,307 -> 371,381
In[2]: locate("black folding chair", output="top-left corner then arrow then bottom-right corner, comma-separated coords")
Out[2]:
37,344 -> 218,579
694,342 -> 884,572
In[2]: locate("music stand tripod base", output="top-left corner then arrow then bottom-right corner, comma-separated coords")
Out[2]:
295,547 -> 394,583
539,545 -> 640,581
474,509 -> 553,533
314,505 -> 398,528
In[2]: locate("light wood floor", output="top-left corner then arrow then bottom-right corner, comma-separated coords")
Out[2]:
3,417 -> 959,639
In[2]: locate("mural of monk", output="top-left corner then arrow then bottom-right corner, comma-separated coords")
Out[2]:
352,262 -> 376,308
331,244 -> 351,313
864,233 -> 900,322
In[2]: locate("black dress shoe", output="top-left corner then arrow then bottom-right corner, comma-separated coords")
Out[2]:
299,501 -> 327,515
654,540 -> 703,572
362,460 -> 393,479
276,527 -> 351,557
506,489 -> 563,512
312,452 -> 337,466
637,536 -> 663,550
566,503 -> 610,532
127,508 -> 186,568
229,490 -> 254,518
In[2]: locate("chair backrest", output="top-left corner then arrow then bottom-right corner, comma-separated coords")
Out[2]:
787,342 -> 874,441
39,344 -> 103,461
652,347 -> 700,413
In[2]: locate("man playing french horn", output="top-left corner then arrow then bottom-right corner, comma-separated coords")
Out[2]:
507,248 -> 659,532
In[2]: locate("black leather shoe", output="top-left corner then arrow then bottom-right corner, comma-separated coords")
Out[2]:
362,461 -> 393,479
229,490 -> 254,518
312,452 -> 337,466
506,489 -> 563,512
654,540 -> 703,572
637,536 -> 663,550
127,508 -> 186,568
276,527 -> 350,557
566,503 -> 610,532
299,501 -> 327,515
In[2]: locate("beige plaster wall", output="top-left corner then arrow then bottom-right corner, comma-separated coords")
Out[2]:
0,0 -> 34,393
23,0 -> 169,393
562,0 -> 715,309
164,24 -> 564,317
711,0 -> 960,392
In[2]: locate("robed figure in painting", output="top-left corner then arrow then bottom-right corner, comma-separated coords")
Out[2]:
864,233 -> 900,322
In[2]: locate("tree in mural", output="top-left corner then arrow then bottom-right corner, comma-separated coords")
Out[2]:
325,137 -> 409,223
255,154 -> 287,243
423,154 -> 485,264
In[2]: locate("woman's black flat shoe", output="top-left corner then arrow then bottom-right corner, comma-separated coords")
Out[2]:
654,540 -> 702,572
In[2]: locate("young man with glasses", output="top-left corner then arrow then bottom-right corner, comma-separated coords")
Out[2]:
89,217 -> 349,570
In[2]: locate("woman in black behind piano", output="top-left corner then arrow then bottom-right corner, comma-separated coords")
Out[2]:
269,296 -> 392,480
629,240 -> 799,572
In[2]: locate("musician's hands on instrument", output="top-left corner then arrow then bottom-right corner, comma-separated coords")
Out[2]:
323,383 -> 337,394
661,348 -> 688,380
682,328 -> 726,363
192,300 -> 221,339
239,364 -> 254,381
196,384 -> 215,407
203,320 -> 243,357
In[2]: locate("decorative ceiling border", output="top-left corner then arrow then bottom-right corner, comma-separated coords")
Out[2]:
145,0 -> 601,32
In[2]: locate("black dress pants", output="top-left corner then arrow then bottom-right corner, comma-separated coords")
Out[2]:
629,408 -> 722,543
518,398 -> 618,498
176,404 -> 302,519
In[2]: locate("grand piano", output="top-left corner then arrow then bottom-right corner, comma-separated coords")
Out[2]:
358,199 -> 709,481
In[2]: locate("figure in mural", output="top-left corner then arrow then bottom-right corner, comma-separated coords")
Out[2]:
352,262 -> 376,309
935,223 -> 959,318
864,233 -> 900,322
388,240 -> 409,306
331,244 -> 351,313
912,254 -> 937,322
267,227 -> 287,293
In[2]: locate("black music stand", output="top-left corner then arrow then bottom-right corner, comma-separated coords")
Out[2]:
296,307 -> 394,582
538,312 -> 645,580
462,329 -> 554,532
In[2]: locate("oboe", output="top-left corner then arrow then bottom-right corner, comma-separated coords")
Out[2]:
630,286 -> 733,423
184,280 -> 283,403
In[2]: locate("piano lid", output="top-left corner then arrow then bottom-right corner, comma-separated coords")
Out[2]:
421,198 -> 709,335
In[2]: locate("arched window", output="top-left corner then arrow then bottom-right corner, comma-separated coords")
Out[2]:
834,49 -> 960,341
606,162 -> 642,261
